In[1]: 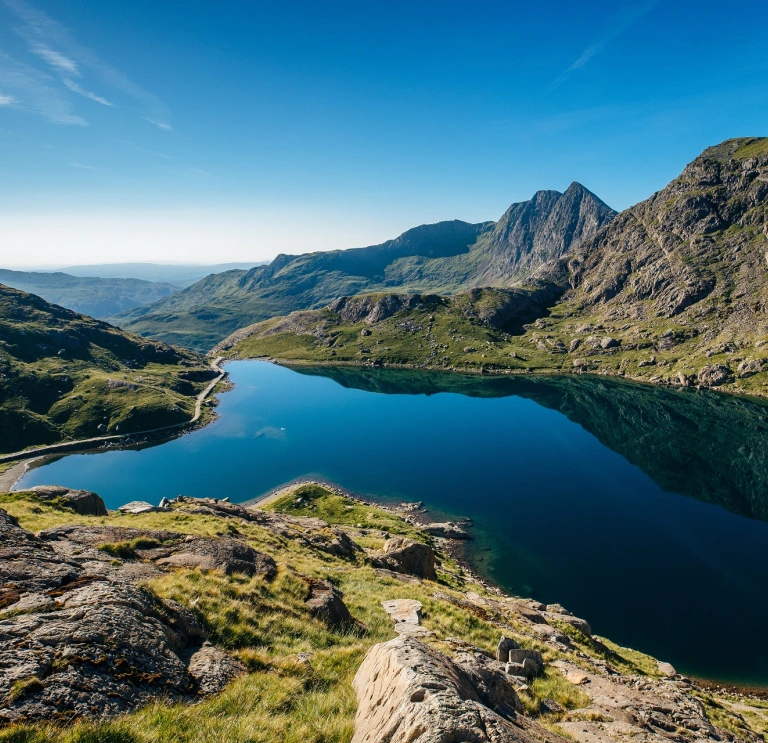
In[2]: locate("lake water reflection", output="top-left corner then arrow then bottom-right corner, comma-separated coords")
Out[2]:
18,361 -> 768,685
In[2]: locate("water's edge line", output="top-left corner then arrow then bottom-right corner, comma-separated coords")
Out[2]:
0,357 -> 227,467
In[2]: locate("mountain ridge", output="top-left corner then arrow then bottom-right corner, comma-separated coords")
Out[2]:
0,269 -> 180,319
217,137 -> 768,399
114,184 -> 615,350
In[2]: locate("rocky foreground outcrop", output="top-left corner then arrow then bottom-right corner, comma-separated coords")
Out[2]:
0,508 -> 252,723
352,635 -> 748,743
2,484 -> 766,741
352,636 -> 564,743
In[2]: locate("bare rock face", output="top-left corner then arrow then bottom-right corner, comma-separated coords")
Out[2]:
0,580 -> 199,723
454,650 -> 523,716
0,508 -> 247,724
118,500 -> 160,514
381,599 -> 434,637
329,293 -> 436,325
24,485 -> 107,516
552,659 -> 725,743
0,509 -> 261,723
371,536 -> 436,580
157,536 -> 277,578
497,636 -> 520,662
557,138 -> 768,338
187,644 -> 246,696
698,364 -> 731,387
422,522 -> 471,540
352,636 -> 566,743
305,579 -> 361,631
39,524 -> 277,579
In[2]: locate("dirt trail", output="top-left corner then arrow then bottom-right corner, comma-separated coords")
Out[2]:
0,357 -> 227,470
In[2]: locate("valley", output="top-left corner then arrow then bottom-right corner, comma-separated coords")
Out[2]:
0,285 -> 218,454
214,138 -> 768,399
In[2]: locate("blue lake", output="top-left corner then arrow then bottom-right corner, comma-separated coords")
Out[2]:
17,360 -> 768,686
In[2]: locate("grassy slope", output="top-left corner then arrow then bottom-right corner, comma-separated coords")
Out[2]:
115,186 -> 613,352
1,484 -> 765,743
112,221 -> 491,351
222,137 -> 768,398
219,286 -> 768,398
0,284 -> 214,453
0,270 -> 179,320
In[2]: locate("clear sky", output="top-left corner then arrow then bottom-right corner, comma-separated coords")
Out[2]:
0,0 -> 767,267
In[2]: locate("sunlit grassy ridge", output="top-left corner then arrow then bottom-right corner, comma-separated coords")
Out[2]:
1,484 -> 766,742
0,284 -> 213,453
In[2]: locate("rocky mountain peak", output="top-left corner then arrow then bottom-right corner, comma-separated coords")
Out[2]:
469,182 -> 616,286
561,137 -> 768,333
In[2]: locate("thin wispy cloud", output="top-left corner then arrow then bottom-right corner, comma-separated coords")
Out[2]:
29,42 -> 78,75
0,93 -> 15,105
62,78 -> 113,107
144,117 -> 173,132
71,161 -> 97,170
0,0 -> 170,127
0,52 -> 86,124
550,0 -> 658,90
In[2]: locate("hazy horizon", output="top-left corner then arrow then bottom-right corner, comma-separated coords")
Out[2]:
1,0 -> 766,266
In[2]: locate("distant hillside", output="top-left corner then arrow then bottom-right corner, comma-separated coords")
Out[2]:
56,262 -> 266,287
0,284 -> 215,453
218,137 -> 768,398
115,185 -> 615,351
0,269 -> 179,319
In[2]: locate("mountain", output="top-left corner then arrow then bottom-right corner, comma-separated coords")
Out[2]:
0,284 -> 214,453
54,262 -> 267,287
218,137 -> 768,398
0,269 -> 180,319
114,185 -> 615,350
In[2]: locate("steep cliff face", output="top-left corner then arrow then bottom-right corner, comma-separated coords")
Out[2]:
222,138 -> 768,397
558,137 -> 768,337
470,182 -> 616,286
114,185 -> 614,351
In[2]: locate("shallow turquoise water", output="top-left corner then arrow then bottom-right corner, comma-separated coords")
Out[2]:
18,361 -> 768,685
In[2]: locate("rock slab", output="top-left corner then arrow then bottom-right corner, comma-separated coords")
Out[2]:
352,636 -> 566,743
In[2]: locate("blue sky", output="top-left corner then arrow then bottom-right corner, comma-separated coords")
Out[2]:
0,0 -> 767,266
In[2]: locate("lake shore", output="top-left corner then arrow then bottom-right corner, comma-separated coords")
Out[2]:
246,475 -> 768,696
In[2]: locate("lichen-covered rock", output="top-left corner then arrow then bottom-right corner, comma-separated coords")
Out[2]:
24,486 -> 107,516
0,508 -> 247,724
39,525 -> 277,579
0,510 -> 82,595
39,523 -> 180,548
698,364 -> 731,387
352,636 -> 565,743
371,536 -> 436,580
0,581 -> 200,723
